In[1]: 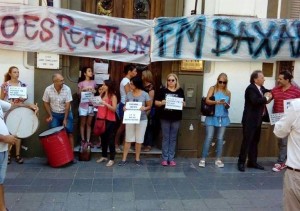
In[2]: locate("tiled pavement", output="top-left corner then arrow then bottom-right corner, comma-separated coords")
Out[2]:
5,157 -> 283,211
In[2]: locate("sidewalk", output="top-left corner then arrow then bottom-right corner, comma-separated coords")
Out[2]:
5,157 -> 283,211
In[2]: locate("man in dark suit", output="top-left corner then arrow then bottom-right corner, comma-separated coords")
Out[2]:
238,70 -> 272,172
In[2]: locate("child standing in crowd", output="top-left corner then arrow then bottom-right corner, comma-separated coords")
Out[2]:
78,67 -> 97,145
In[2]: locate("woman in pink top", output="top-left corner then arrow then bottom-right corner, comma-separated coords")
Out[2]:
1,66 -> 27,164
78,67 -> 96,145
96,79 -> 117,167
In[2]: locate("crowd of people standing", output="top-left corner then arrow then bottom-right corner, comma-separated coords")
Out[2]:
1,64 -> 300,209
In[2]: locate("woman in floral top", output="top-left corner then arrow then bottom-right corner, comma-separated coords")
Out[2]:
1,66 -> 27,164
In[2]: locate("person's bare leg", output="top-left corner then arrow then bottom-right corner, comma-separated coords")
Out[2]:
0,185 -> 6,211
122,142 -> 131,161
135,143 -> 142,161
68,134 -> 74,149
79,116 -> 87,141
15,139 -> 21,157
115,124 -> 125,147
86,116 -> 93,142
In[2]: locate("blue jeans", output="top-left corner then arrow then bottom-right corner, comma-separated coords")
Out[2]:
201,125 -> 226,159
49,111 -> 74,133
0,151 -> 8,184
160,119 -> 180,161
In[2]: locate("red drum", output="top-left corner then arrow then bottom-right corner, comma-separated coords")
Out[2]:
4,106 -> 39,138
39,126 -> 74,167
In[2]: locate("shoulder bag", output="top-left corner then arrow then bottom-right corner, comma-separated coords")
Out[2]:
201,87 -> 215,116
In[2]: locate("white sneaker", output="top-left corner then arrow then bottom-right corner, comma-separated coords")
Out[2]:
199,160 -> 205,167
215,160 -> 224,168
106,160 -> 114,167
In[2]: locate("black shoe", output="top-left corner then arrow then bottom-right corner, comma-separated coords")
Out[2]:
237,163 -> 245,172
247,162 -> 264,170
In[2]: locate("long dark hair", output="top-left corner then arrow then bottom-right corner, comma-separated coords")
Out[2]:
78,67 -> 93,83
101,79 -> 116,99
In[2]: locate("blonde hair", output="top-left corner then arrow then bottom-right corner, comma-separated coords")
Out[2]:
4,66 -> 18,82
165,73 -> 180,90
142,70 -> 154,84
214,73 -> 230,96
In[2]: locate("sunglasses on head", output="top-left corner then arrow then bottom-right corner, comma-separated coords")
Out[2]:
218,80 -> 227,85
168,79 -> 175,82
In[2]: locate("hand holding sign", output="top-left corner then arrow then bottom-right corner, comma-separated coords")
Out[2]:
165,96 -> 183,110
123,102 -> 142,124
8,86 -> 27,99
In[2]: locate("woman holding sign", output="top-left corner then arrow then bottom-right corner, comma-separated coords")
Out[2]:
78,67 -> 97,146
1,66 -> 27,164
199,73 -> 231,168
95,79 -> 117,167
155,73 -> 185,167
118,76 -> 151,166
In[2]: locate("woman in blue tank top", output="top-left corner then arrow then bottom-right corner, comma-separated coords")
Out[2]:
199,73 -> 231,168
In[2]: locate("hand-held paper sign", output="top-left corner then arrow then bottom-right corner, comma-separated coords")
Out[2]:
123,102 -> 142,124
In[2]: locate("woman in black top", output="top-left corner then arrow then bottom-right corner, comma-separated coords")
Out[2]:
155,73 -> 185,166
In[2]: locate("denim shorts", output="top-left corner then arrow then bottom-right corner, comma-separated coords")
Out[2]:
0,151 -> 8,184
78,106 -> 94,117
49,111 -> 74,133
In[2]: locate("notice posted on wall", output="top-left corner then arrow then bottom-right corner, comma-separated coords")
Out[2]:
94,74 -> 110,84
94,62 -> 109,74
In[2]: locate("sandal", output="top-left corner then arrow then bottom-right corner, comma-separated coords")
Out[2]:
143,146 -> 152,152
7,156 -> 11,165
15,155 -> 24,164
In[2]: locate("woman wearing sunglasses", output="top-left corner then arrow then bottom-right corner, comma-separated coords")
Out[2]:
199,73 -> 231,168
155,73 -> 185,166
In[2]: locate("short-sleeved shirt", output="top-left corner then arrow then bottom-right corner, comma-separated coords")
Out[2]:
126,91 -> 150,121
1,81 -> 27,104
272,85 -> 300,113
0,100 -> 11,152
42,84 -> 73,113
78,80 -> 97,109
155,87 -> 185,121
120,77 -> 130,104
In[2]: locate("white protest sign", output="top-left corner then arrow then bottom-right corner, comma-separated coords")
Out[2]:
125,102 -> 142,110
94,74 -> 110,84
123,110 -> 142,124
8,87 -> 27,99
89,96 -> 103,107
269,113 -> 284,125
94,62 -> 109,74
165,96 -> 183,110
80,92 -> 93,103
